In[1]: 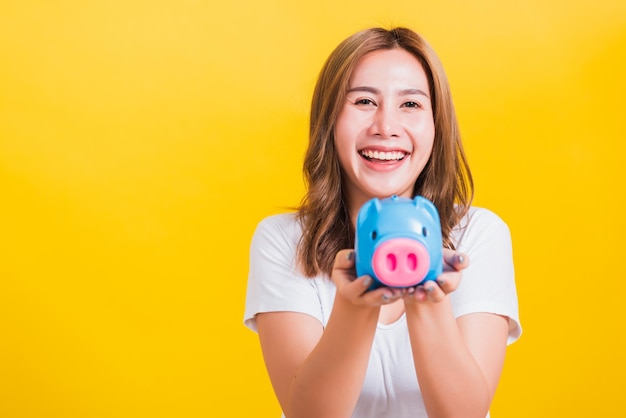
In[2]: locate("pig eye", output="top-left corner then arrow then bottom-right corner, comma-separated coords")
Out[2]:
371,230 -> 377,240
422,227 -> 428,237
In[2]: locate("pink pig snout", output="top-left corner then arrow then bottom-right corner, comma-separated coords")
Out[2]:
371,238 -> 430,287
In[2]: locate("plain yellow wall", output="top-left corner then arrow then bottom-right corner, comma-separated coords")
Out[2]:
1,1 -> 625,416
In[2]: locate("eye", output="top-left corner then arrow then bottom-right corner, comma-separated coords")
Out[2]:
355,98 -> 375,106
403,101 -> 422,108
371,230 -> 377,240
422,226 -> 428,237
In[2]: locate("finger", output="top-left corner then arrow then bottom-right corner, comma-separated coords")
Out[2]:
442,249 -> 469,271
359,286 -> 403,305
405,281 -> 443,302
423,280 -> 446,302
331,250 -> 359,291
435,270 -> 462,294
406,285 -> 429,302
334,249 -> 356,270
380,287 -> 406,303
332,275 -> 374,305
338,280 -> 404,306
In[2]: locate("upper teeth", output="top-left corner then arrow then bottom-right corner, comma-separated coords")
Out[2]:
360,150 -> 406,160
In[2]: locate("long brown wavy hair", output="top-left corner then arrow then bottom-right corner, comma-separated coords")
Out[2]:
296,27 -> 473,278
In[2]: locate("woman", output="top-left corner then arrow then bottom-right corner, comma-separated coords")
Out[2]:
244,27 -> 521,418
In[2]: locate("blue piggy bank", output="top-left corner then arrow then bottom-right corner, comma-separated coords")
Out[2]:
355,195 -> 443,289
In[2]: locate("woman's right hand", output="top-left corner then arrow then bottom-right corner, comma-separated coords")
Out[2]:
331,249 -> 406,307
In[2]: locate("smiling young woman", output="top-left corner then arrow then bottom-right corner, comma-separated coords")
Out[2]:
244,27 -> 521,418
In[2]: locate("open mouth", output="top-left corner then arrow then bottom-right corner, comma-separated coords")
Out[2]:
359,150 -> 407,162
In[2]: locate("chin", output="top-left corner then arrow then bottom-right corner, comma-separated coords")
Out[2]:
368,189 -> 412,200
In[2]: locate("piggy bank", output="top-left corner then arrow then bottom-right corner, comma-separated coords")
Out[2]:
355,195 -> 443,289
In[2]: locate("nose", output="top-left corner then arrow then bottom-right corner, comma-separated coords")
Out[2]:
371,238 -> 430,287
370,106 -> 401,138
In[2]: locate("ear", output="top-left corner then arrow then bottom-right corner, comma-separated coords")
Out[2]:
357,197 -> 382,227
412,195 -> 441,224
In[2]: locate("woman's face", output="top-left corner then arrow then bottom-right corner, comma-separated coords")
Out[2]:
334,48 -> 435,219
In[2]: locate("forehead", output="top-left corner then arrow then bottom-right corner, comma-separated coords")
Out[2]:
348,48 -> 429,88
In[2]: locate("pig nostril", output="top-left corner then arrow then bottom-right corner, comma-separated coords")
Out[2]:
386,254 -> 397,271
407,253 -> 417,271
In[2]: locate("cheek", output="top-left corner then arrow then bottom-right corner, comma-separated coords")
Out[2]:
414,118 -> 436,147
333,134 -> 353,169
335,106 -> 365,142
334,120 -> 356,159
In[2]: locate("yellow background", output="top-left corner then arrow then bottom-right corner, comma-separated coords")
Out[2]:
1,1 -> 624,416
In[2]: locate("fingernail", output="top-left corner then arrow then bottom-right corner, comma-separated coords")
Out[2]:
382,293 -> 390,301
363,276 -> 372,287
456,254 -> 465,264
426,285 -> 435,293
437,278 -> 445,286
346,251 -> 354,261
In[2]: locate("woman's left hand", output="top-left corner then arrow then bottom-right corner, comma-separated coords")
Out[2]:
404,249 -> 469,304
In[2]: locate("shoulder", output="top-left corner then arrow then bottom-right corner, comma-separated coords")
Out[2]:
249,212 -> 303,273
252,212 -> 302,246
255,212 -> 300,234
452,206 -> 511,246
450,205 -> 513,259
460,206 -> 507,228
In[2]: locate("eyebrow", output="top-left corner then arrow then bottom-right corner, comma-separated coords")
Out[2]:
346,86 -> 430,98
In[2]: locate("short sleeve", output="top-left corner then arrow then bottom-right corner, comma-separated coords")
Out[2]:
450,208 -> 522,345
243,214 -> 327,332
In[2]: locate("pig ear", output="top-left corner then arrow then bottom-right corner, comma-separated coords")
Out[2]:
357,198 -> 382,223
412,196 -> 440,223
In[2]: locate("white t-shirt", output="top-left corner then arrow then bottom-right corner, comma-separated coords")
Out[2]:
244,206 -> 521,418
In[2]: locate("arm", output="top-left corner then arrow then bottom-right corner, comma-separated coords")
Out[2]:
256,250 -> 404,418
404,250 -> 509,418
